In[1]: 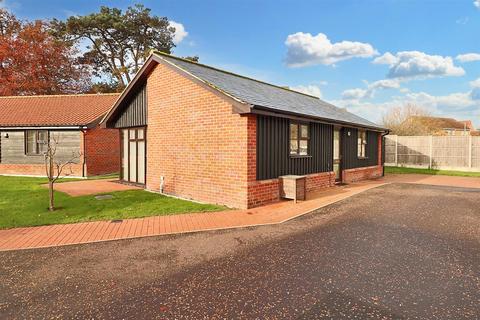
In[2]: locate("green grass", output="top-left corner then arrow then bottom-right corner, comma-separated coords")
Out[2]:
385,166 -> 480,178
0,176 -> 225,229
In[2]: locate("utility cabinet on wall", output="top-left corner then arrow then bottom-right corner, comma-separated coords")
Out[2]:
279,175 -> 306,203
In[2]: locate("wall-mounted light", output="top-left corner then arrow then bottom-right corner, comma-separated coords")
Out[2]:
347,131 -> 351,137
3,133 -> 8,139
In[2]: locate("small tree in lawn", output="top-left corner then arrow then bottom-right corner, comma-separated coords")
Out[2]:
44,133 -> 81,211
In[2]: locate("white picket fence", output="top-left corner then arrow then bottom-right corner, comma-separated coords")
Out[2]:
385,135 -> 480,171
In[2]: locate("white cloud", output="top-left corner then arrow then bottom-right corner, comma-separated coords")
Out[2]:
470,78 -> 480,88
373,52 -> 397,65
369,79 -> 401,90
342,88 -> 368,100
169,21 -> 188,44
342,79 -> 401,100
291,85 -> 322,98
373,51 -> 465,80
333,88 -> 480,128
456,53 -> 480,63
475,0 -> 480,8
456,17 -> 469,25
470,78 -> 480,100
284,32 -> 378,67
406,91 -> 475,109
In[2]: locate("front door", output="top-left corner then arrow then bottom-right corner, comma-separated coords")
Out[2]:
333,128 -> 342,182
121,127 -> 146,185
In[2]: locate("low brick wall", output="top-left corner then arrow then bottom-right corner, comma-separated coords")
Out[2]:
342,165 -> 382,183
305,171 -> 336,192
247,179 -> 280,208
0,163 -> 84,177
247,171 -> 337,208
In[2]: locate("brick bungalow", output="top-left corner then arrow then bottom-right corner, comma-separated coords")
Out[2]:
102,52 -> 387,209
0,93 -> 120,177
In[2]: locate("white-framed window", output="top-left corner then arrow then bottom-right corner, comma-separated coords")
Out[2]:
290,122 -> 309,156
357,130 -> 367,158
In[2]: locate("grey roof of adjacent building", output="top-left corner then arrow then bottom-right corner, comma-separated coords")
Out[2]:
157,52 -> 385,131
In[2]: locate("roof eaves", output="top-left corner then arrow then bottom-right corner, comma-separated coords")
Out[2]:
251,105 -> 388,132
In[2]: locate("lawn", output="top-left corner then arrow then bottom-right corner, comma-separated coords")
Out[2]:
385,166 -> 480,178
0,176 -> 225,229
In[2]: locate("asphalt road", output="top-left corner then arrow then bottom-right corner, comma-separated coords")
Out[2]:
1,183 -> 479,319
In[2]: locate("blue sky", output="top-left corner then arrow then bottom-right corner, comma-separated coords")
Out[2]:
2,0 -> 480,127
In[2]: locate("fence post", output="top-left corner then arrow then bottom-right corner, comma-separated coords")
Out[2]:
468,135 -> 472,168
429,136 -> 433,169
394,135 -> 398,166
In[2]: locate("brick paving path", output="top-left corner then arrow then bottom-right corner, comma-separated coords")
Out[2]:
43,179 -> 140,196
2,173 -> 479,252
0,180 -> 385,251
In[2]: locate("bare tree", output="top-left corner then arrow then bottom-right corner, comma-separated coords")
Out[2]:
381,104 -> 433,136
44,133 -> 81,211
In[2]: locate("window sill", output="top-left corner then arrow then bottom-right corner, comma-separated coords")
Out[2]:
25,153 -> 45,157
289,155 -> 312,159
357,156 -> 369,160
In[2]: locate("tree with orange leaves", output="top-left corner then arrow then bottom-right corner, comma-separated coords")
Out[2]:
0,9 -> 90,96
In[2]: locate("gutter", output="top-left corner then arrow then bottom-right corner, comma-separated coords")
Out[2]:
251,106 -> 388,132
0,126 -> 87,130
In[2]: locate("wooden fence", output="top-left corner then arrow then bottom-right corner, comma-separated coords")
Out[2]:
385,135 -> 480,171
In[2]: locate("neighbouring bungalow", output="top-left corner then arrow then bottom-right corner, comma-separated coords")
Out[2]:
405,116 -> 477,136
0,93 -> 120,177
102,52 -> 388,209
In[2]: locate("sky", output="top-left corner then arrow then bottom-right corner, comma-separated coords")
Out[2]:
2,0 -> 480,127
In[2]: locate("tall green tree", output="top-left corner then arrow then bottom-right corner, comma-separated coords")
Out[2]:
52,4 -> 176,89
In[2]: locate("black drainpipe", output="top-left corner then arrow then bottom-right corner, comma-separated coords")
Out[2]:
82,129 -> 87,178
381,130 -> 390,176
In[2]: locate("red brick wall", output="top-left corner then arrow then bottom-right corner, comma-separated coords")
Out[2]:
84,126 -> 120,176
145,63 -> 251,209
247,172 -> 337,208
247,179 -> 280,208
342,165 -> 382,183
306,172 -> 336,192
0,163 -> 83,177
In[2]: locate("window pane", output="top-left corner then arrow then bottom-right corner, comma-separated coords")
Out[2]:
129,129 -> 136,140
300,125 -> 309,138
137,129 -> 144,140
290,123 -> 298,139
299,140 -> 308,155
333,130 -> 340,159
37,131 -> 48,144
122,130 -> 129,180
38,142 -> 47,154
129,141 -> 137,182
290,139 -> 298,154
37,131 -> 48,154
26,131 -> 36,154
137,140 -> 145,184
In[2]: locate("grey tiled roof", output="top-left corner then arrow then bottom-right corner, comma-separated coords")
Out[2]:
157,53 -> 385,130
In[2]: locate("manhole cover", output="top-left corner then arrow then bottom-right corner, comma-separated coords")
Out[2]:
95,194 -> 113,200
111,219 -> 123,223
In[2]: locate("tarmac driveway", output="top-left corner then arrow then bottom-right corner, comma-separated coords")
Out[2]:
1,183 -> 479,319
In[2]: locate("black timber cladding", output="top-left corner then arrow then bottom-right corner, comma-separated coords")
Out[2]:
256,115 -> 333,180
341,128 -> 379,169
113,84 -> 147,128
